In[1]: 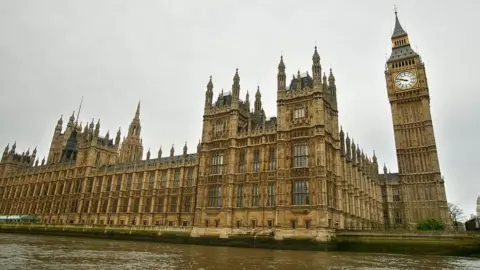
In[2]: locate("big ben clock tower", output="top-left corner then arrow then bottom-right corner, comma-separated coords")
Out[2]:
385,9 -> 449,228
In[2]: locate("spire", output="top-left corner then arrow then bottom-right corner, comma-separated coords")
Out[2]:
183,142 -> 188,156
146,148 -> 151,160
135,101 -> 140,120
197,139 -> 201,153
278,55 -> 285,69
158,146 -> 162,159
328,68 -> 335,84
170,144 -> 175,158
232,69 -> 240,99
207,75 -> 213,91
392,7 -> 407,38
312,45 -> 320,61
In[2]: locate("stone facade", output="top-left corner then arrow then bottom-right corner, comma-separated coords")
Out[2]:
0,12 -> 448,232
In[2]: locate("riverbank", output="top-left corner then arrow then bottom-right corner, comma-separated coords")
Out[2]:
1,224 -> 479,257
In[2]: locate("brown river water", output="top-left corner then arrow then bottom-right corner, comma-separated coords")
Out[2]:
0,233 -> 478,269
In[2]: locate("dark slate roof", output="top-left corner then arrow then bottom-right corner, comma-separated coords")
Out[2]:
287,72 -> 313,91
387,45 -> 418,63
215,93 -> 232,106
392,13 -> 407,38
380,172 -> 399,182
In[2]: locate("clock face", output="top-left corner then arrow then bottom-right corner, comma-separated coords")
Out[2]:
395,71 -> 417,90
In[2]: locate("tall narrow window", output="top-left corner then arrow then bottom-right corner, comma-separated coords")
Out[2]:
144,198 -> 152,213
238,150 -> 245,173
267,183 -> 275,207
136,173 -> 143,190
169,196 -> 178,212
268,148 -> 276,171
294,107 -> 305,119
252,184 -> 259,207
253,150 -> 260,173
148,172 -> 155,189
393,189 -> 400,202
208,185 -> 221,207
161,172 -> 167,188
211,152 -> 224,175
183,196 -> 192,212
292,180 -> 309,205
115,175 -> 121,191
186,168 -> 194,187
156,197 -> 164,212
106,177 -> 112,192
173,169 -> 180,188
236,184 -> 244,207
293,143 -> 309,168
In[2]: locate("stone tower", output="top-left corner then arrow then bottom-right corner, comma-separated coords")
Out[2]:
384,10 -> 449,228
118,102 -> 144,163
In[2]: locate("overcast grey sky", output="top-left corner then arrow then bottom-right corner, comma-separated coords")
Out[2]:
0,0 -> 478,216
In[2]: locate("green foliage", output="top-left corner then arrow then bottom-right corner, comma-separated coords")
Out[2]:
417,218 -> 446,231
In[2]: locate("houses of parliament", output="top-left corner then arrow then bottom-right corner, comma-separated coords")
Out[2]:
0,11 -> 450,233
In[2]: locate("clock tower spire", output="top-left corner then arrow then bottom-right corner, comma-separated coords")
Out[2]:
384,8 -> 450,229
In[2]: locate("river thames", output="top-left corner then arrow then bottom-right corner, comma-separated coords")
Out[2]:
0,233 -> 478,269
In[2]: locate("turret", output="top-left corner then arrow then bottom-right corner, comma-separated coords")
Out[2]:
205,76 -> 213,109
351,139 -> 356,164
183,142 -> 188,157
197,140 -> 202,153
1,143 -> 8,161
170,144 -> 175,159
94,119 -> 100,136
115,127 -> 121,146
328,68 -> 338,109
312,46 -> 322,89
146,149 -> 151,160
345,134 -> 351,162
254,86 -> 262,116
340,127 -> 345,157
158,146 -> 162,159
245,91 -> 250,112
232,68 -> 240,101
277,55 -> 286,96
55,115 -> 63,133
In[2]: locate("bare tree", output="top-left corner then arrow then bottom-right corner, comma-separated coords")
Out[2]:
448,203 -> 465,231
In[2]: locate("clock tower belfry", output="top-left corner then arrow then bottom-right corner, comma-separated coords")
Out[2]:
385,9 -> 449,228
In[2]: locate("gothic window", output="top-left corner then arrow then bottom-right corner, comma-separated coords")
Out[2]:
211,152 -> 224,175
111,199 -> 118,213
238,150 -> 245,173
144,198 -> 152,213
183,195 -> 192,212
106,177 -> 112,192
136,173 -> 143,190
173,169 -> 180,188
186,168 -> 194,187
115,175 -> 122,191
381,186 -> 387,202
236,184 -> 244,207
268,148 -> 276,171
293,143 -> 309,168
294,107 -> 305,119
169,196 -> 178,212
101,199 -> 108,213
394,211 -> 402,225
156,197 -> 164,213
252,184 -> 259,207
214,121 -> 224,135
267,183 -> 275,207
253,150 -> 260,173
96,177 -> 103,193
148,172 -> 155,189
82,200 -> 90,213
132,198 -> 140,212
161,172 -> 167,188
126,174 -> 132,191
393,189 -> 400,202
292,180 -> 310,205
207,185 -> 221,208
